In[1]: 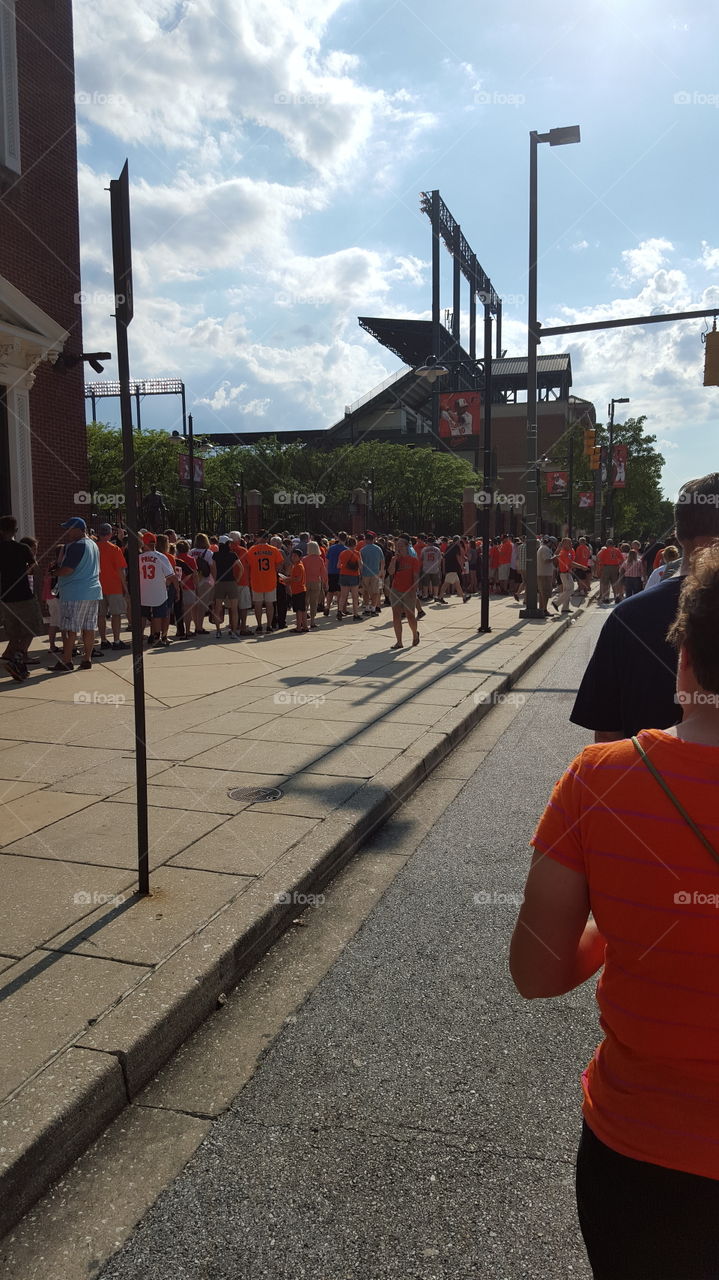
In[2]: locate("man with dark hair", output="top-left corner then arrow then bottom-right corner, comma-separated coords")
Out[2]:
0,515 -> 44,680
571,472 -> 719,740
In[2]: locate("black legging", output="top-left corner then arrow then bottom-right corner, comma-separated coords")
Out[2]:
576,1121 -> 719,1279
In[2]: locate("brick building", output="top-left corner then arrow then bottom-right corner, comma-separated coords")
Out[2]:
0,0 -> 87,548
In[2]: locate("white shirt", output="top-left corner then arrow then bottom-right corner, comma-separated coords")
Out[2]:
537,543 -> 555,576
645,560 -> 681,590
139,550 -> 173,607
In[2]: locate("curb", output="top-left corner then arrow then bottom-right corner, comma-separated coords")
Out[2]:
0,605 -> 582,1238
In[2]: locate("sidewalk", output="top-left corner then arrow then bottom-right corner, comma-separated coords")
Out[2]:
0,593 -> 586,1235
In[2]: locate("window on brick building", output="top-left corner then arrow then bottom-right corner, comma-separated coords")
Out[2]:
0,0 -> 21,174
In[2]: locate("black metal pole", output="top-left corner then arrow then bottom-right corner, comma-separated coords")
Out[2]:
521,131 -> 542,618
135,388 -> 141,433
567,433 -> 574,539
181,382 -> 187,439
479,303 -> 493,633
188,412 -> 197,539
606,400 -> 614,540
110,161 -> 150,897
431,189 -> 442,441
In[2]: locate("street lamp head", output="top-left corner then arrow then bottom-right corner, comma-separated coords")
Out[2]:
614,397 -> 630,404
547,125 -> 581,147
415,358 -> 449,384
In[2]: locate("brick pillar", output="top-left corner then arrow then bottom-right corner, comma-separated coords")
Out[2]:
462,486 -> 478,536
350,488 -> 366,538
246,489 -> 262,535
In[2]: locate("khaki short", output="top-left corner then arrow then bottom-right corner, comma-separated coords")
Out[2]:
0,597 -> 44,642
99,593 -> 126,617
389,587 -> 417,612
213,582 -> 240,603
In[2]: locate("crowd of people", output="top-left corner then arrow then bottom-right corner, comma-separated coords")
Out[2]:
0,515 -> 684,680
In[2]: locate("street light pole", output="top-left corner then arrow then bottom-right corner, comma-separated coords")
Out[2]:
605,395 -> 629,539
521,124 -> 580,620
479,301 -> 493,633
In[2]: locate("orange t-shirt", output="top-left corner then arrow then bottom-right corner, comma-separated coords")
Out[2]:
289,561 -> 306,594
533,729 -> 719,1180
247,543 -> 283,592
338,548 -> 361,579
489,546 -> 500,569
574,543 -> 591,567
98,540 -> 127,595
597,546 -> 624,567
498,540 -> 513,565
557,546 -> 574,574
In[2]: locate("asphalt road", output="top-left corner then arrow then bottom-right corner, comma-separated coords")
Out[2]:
99,609 -> 606,1280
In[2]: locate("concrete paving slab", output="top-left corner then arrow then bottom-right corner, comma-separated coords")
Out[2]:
0,701 -> 132,746
0,855 -> 134,956
431,748 -> 489,780
47,757 -> 169,796
168,810 -> 318,877
379,701 -> 447,726
140,730 -> 235,761
249,774 -> 366,818
0,1104 -> 211,1280
0,779 -> 44,802
0,744 -> 124,786
111,767 -> 288,813
47,866 -> 250,966
0,950 -> 146,1101
185,738 -> 324,776
0,953 -> 20,972
238,717 -> 352,746
4,803 -> 229,869
348,721 -> 430,749
302,743 -> 401,777
0,791 -> 100,847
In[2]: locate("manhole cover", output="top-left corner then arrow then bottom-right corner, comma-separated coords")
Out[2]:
227,786 -> 284,804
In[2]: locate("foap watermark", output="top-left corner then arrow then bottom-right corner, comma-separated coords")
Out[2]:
474,491 -> 525,507
474,889 -> 523,907
474,89 -> 525,107
274,890 -> 325,906
73,890 -> 126,907
75,90 -> 127,107
674,90 -> 719,108
275,291 -> 334,308
74,290 -> 126,308
274,91 -> 328,106
473,690 -> 527,708
273,691 -> 326,707
73,691 -> 126,706
675,690 -> 719,708
677,490 -> 719,506
74,490 -> 124,508
274,490 -> 325,506
674,889 -> 719,908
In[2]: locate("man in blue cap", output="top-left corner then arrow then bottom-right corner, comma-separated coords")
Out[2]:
53,518 -> 103,671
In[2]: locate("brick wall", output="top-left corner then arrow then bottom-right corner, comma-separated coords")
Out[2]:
0,0 -> 87,552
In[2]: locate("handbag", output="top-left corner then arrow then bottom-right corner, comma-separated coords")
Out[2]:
631,735 -> 719,867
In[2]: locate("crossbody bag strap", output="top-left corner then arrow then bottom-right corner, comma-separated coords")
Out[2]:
631,735 -> 719,868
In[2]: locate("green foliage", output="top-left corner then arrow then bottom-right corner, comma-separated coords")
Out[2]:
86,424 -> 478,528
543,414 -> 671,539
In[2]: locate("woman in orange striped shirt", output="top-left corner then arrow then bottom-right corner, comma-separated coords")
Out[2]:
511,544 -> 719,1279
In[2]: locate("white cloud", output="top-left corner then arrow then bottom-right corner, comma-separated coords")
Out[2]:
570,239 -> 589,252
616,237 -> 674,283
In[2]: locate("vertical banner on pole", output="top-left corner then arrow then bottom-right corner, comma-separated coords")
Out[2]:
110,160 -> 150,897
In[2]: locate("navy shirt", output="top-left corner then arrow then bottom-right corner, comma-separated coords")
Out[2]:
570,577 -> 684,739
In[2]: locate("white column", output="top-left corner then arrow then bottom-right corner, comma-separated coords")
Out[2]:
6,385 -> 34,535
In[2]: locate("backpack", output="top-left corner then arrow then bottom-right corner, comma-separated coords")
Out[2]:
197,554 -> 211,579
346,555 -> 359,573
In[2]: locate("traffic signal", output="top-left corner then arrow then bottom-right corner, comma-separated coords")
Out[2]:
703,320 -> 719,387
590,446 -> 602,470
583,428 -> 596,456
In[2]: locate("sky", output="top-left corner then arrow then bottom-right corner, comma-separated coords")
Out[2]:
73,0 -> 719,499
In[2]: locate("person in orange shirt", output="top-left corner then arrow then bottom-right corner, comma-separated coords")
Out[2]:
247,529 -> 285,634
572,537 -> 592,598
387,533 -> 420,648
511,543 -> 719,1279
280,550 -> 308,632
497,534 -> 514,594
489,540 -> 501,592
337,536 -> 362,620
596,538 -> 625,604
552,537 -> 584,614
96,522 -> 128,649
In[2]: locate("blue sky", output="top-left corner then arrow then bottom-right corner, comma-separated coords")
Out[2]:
73,0 -> 719,498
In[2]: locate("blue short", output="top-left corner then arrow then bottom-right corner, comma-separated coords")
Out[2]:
339,574 -> 359,588
141,598 -> 169,619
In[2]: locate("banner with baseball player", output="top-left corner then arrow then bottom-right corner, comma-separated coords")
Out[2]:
612,444 -> 628,488
577,491 -> 595,509
546,470 -> 569,497
438,392 -> 481,440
